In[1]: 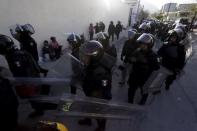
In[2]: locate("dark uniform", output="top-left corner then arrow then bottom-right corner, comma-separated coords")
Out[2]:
128,33 -> 160,105
121,30 -> 140,63
96,32 -> 117,58
108,21 -> 116,41
0,66 -> 18,131
67,33 -> 83,94
78,40 -> 112,131
0,34 -> 51,118
115,21 -> 123,40
11,24 -> 48,76
158,29 -> 186,90
119,30 -> 139,85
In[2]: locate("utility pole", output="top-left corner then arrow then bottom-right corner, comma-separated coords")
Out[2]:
136,0 -> 141,22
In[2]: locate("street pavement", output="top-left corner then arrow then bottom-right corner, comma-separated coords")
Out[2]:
1,30 -> 197,131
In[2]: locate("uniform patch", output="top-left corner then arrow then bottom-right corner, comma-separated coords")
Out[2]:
15,61 -> 21,67
102,80 -> 108,87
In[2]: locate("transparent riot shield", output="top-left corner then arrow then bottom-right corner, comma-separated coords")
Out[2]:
6,48 -> 146,130
27,93 -> 146,131
40,51 -> 73,78
8,76 -> 146,131
30,93 -> 145,119
142,66 -> 173,94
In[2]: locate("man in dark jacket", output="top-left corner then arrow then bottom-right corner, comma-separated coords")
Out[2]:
108,21 -> 116,41
158,29 -> 186,90
115,21 -> 123,40
128,33 -> 160,105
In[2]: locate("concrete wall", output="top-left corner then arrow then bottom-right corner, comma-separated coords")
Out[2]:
0,0 -> 130,53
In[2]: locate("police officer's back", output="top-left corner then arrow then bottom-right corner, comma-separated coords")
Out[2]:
121,29 -> 139,63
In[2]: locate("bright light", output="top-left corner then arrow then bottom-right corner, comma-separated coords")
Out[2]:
103,0 -> 111,10
121,0 -> 125,2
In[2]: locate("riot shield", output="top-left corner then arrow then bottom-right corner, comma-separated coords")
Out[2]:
142,66 -> 173,94
30,93 -> 145,120
16,92 -> 146,131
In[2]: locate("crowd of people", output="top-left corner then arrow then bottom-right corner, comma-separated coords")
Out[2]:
0,18 -> 190,131
89,21 -> 123,41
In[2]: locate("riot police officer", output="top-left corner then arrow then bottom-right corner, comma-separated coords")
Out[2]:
67,33 -> 83,94
128,33 -> 160,105
78,40 -> 112,131
95,32 -> 117,58
119,29 -> 139,85
138,23 -> 150,34
0,34 -> 40,77
0,34 -> 50,118
158,29 -> 186,90
10,24 -> 48,77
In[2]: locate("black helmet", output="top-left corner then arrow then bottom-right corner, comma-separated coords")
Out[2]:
168,29 -> 184,42
139,23 -> 149,33
22,24 -> 35,35
10,24 -> 23,39
128,29 -> 137,40
136,33 -> 154,49
94,32 -> 106,41
79,40 -> 104,65
0,35 -> 15,55
67,33 -> 81,44
175,24 -> 187,39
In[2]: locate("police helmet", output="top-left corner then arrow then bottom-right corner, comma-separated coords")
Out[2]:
79,40 -> 104,65
0,35 -> 15,55
168,29 -> 184,42
10,24 -> 23,38
22,24 -> 35,35
128,29 -> 137,40
175,24 -> 187,39
136,33 -> 154,48
94,32 -> 106,41
67,33 -> 81,44
139,23 -> 149,33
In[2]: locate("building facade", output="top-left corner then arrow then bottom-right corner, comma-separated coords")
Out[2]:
161,3 -> 197,21
0,0 -> 130,51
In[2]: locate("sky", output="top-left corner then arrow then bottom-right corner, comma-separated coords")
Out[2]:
141,0 -> 197,12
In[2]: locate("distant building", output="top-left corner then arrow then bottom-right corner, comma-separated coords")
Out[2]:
178,3 -> 197,12
161,3 -> 197,21
161,3 -> 177,13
